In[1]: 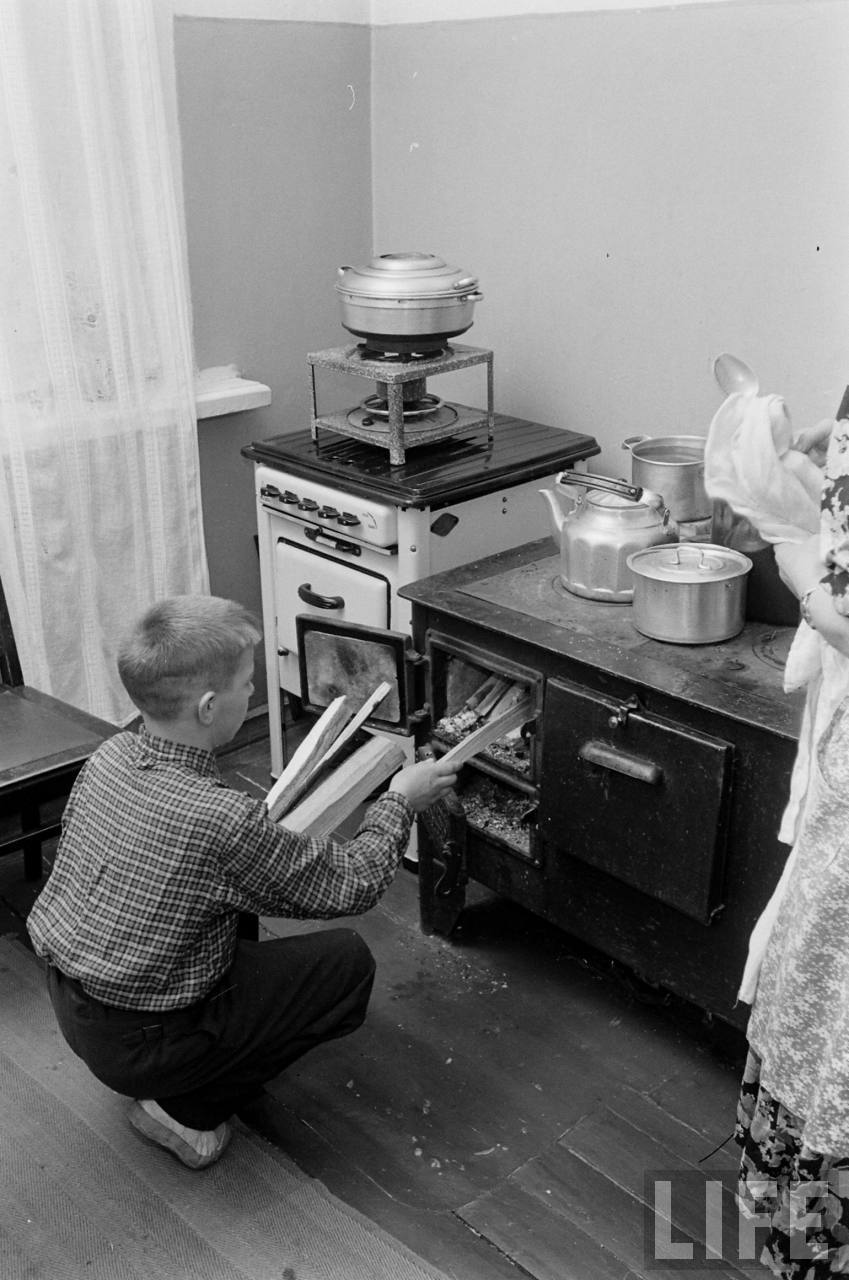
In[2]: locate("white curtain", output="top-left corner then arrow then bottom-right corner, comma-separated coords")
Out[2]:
0,0 -> 209,724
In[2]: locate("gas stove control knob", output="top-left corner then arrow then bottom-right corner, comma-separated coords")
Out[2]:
337,512 -> 361,527
298,498 -> 319,512
282,490 -> 298,504
317,506 -> 339,520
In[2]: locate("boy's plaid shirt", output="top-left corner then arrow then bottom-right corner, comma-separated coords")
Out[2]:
28,728 -> 411,1010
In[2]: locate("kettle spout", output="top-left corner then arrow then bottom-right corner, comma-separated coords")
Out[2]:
539,486 -> 566,539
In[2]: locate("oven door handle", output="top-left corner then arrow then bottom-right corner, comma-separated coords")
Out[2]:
298,583 -> 345,610
579,740 -> 663,786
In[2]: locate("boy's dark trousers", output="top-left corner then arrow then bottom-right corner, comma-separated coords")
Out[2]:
46,929 -> 375,1130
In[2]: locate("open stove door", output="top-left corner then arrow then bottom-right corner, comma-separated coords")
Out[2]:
295,615 -> 424,734
294,615 -> 469,933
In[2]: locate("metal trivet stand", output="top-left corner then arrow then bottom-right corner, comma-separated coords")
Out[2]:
307,342 -> 495,465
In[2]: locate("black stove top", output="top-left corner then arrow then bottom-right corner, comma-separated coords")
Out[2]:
241,414 -> 599,509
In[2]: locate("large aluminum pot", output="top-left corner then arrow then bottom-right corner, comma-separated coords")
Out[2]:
621,435 -> 708,523
336,252 -> 483,345
627,542 -> 752,644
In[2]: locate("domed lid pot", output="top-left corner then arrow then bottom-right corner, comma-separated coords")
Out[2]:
336,252 -> 480,300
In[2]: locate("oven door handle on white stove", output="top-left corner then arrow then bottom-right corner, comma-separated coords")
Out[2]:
297,582 -> 345,610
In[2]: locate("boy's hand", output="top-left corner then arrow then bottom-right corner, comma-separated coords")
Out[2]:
389,758 -> 460,812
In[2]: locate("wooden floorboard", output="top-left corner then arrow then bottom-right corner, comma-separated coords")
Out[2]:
0,937 -> 451,1280
461,1137 -> 749,1280
557,1114 -> 745,1275
0,716 -> 753,1280
458,1176 -> 644,1280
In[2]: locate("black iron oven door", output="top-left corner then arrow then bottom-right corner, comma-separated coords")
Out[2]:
295,615 -> 423,735
538,677 -> 733,924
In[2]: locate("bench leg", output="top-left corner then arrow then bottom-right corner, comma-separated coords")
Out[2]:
20,801 -> 44,881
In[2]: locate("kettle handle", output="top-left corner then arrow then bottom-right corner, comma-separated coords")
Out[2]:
663,508 -> 679,539
622,435 -> 649,451
557,469 -> 644,504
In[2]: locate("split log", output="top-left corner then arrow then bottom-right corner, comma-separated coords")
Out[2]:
463,674 -> 499,711
265,695 -> 351,821
436,676 -> 514,742
438,693 -> 534,768
483,682 -> 528,721
473,677 -> 512,719
282,735 -> 406,837
309,680 -> 392,777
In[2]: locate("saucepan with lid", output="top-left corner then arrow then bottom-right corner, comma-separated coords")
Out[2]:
627,542 -> 752,644
336,252 -> 483,347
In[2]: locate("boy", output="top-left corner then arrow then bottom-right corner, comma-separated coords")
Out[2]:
27,595 -> 458,1170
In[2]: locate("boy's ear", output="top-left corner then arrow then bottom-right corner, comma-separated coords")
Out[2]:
197,690 -> 216,726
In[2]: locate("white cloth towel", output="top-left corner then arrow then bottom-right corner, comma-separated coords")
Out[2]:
704,391 -> 822,544
704,387 -> 825,822
704,391 -> 842,1003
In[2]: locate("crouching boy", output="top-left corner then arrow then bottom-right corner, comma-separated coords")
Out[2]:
27,595 -> 457,1169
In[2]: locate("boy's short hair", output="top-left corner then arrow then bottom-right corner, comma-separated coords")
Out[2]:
118,596 -> 262,721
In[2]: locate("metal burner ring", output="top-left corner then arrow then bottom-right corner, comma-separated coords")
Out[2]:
358,392 -> 444,421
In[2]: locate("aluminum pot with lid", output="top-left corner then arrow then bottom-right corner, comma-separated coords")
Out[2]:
621,435 -> 709,523
627,542 -> 752,644
335,252 -> 483,346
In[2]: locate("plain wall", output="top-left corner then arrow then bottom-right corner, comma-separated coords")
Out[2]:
371,2 -> 849,476
174,17 -> 372,705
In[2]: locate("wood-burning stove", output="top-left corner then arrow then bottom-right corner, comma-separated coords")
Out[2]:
396,539 -> 804,1029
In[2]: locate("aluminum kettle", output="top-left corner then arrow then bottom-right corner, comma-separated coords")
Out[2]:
540,471 -> 678,602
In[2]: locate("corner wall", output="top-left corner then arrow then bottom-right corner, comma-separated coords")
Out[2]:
371,2 -> 849,474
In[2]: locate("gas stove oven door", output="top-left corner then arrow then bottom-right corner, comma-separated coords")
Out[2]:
295,616 -> 424,736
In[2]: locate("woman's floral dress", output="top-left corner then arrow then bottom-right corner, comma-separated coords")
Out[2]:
821,417 -> 849,611
737,417 -> 849,1277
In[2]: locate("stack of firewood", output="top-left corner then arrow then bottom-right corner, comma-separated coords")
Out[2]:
266,675 -> 533,838
265,681 -> 402,836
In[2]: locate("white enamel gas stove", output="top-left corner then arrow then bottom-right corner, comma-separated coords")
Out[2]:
243,416 -> 599,779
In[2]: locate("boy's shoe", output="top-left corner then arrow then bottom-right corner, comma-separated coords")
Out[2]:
127,1098 -> 232,1170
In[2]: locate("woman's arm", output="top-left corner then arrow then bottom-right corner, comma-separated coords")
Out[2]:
774,537 -> 849,660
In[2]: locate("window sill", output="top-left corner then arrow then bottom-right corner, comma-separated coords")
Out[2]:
195,368 -> 271,420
